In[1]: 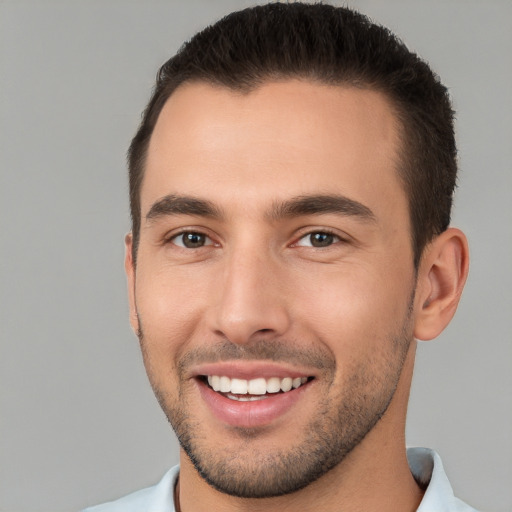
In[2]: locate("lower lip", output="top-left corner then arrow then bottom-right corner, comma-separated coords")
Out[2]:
197,379 -> 310,428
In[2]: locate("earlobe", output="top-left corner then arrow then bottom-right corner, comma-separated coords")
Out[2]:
124,233 -> 140,335
413,228 -> 469,341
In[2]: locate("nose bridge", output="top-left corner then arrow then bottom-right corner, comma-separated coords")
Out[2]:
210,239 -> 290,344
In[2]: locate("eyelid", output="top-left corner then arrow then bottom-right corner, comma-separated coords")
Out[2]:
164,227 -> 219,248
291,227 -> 349,247
296,233 -> 339,248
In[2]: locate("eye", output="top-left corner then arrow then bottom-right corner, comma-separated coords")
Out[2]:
296,231 -> 340,248
171,231 -> 213,249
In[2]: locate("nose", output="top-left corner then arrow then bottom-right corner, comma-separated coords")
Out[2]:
208,250 -> 291,345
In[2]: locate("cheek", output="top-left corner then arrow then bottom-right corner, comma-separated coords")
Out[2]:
292,266 -> 414,402
134,266 -> 210,364
292,263 -> 413,352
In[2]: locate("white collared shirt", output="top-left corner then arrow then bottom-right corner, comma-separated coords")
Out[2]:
82,447 -> 479,511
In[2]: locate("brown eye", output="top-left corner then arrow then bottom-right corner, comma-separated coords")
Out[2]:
172,232 -> 212,248
296,231 -> 339,248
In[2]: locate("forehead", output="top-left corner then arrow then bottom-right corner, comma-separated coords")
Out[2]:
143,80 -> 405,220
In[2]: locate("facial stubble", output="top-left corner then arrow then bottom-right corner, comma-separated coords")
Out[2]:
136,293 -> 415,500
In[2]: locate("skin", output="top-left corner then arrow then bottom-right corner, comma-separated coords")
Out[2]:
125,80 -> 469,512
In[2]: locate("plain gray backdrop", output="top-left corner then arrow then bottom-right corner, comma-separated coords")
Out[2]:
1,1 -> 511,511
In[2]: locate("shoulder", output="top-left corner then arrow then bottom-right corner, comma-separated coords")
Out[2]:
408,448 -> 479,512
81,466 -> 179,512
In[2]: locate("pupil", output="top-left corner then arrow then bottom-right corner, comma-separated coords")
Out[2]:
311,232 -> 333,247
184,232 -> 205,248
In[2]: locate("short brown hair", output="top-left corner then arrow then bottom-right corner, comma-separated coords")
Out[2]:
128,2 -> 456,267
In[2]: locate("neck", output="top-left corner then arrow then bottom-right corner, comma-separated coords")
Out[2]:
178,342 -> 422,512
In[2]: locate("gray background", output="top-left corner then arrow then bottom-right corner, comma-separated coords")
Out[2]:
1,1 -> 510,511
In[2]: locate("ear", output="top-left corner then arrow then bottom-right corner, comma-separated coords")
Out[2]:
124,232 -> 140,335
413,228 -> 469,341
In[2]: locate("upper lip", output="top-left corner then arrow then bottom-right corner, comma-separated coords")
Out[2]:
190,361 -> 315,380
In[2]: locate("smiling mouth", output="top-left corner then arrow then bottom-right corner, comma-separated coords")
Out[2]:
202,375 -> 313,401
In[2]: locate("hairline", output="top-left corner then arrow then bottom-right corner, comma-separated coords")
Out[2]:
130,75 -> 426,267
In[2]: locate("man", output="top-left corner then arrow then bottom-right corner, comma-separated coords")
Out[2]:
85,3 -> 476,511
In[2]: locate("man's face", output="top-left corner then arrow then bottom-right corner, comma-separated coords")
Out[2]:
126,80 -> 418,498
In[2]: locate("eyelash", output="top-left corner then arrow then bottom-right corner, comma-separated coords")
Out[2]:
165,228 -> 346,250
293,229 -> 345,249
166,230 -> 216,249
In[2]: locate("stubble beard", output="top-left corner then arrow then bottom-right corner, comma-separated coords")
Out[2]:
138,301 -> 414,499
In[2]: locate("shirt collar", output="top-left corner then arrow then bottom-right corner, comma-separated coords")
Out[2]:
408,447 -> 468,512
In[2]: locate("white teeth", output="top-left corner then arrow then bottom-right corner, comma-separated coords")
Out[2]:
211,375 -> 221,392
226,393 -> 268,402
280,377 -> 293,392
230,378 -> 248,394
219,376 -> 231,393
247,378 -> 267,395
206,375 -> 310,395
266,377 -> 281,393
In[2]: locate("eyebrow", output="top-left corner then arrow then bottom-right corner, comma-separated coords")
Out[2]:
146,194 -> 222,222
268,194 -> 376,223
145,193 -> 375,224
